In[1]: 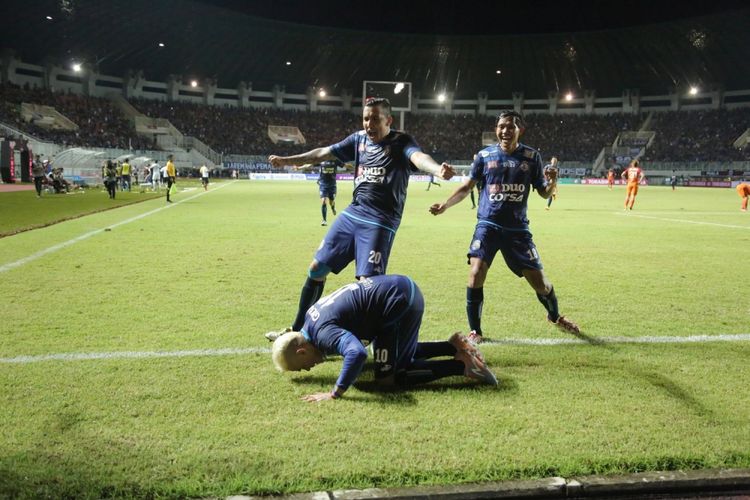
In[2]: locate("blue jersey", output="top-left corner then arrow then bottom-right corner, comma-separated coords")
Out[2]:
330,130 -> 421,226
470,143 -> 547,231
318,160 -> 341,188
301,275 -> 419,388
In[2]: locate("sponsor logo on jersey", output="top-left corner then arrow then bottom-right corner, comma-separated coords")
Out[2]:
487,160 -> 498,169
504,160 -> 517,169
488,183 -> 526,202
356,165 -> 387,185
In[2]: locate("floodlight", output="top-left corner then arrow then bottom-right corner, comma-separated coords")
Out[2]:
689,86 -> 699,95
46,15 -> 53,20
437,93 -> 446,103
158,42 -> 165,47
565,92 -> 573,101
363,81 -> 412,111
72,63 -> 82,72
190,80 -> 198,88
318,89 -> 326,97
394,83 -> 404,94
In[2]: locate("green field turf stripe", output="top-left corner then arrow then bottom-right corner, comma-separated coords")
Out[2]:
616,212 -> 750,230
0,181 -> 235,274
2,334 -> 748,364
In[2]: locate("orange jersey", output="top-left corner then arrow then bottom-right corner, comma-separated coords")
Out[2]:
607,171 -> 614,181
623,166 -> 642,186
737,183 -> 750,197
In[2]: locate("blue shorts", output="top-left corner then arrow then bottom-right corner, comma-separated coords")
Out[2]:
467,222 -> 543,277
314,210 -> 396,278
319,184 -> 336,200
372,280 -> 423,380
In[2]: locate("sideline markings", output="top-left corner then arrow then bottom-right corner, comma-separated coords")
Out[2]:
2,333 -> 748,364
0,181 -> 235,274
616,212 -> 750,230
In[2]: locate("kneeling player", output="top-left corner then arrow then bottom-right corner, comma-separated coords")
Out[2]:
272,275 -> 497,402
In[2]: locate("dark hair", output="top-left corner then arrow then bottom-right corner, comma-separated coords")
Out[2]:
365,97 -> 392,117
497,110 -> 525,128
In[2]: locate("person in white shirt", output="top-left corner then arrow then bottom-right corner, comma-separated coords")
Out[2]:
150,162 -> 161,191
199,164 -> 209,191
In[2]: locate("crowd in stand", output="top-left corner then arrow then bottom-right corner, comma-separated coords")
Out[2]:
644,108 -> 750,162
0,83 -> 153,150
1,83 -> 749,164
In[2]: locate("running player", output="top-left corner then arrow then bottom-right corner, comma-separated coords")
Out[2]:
429,111 -> 580,343
266,98 -> 455,341
271,275 -> 497,402
621,159 -> 644,210
544,156 -> 559,210
737,182 -> 750,212
426,173 -> 441,191
295,159 -> 346,226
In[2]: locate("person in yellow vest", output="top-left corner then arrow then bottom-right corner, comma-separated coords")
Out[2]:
166,154 -> 176,203
121,158 -> 132,192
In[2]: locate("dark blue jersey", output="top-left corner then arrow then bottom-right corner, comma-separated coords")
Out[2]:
318,159 -> 341,188
470,143 -> 547,231
301,275 -> 418,389
330,130 -> 421,226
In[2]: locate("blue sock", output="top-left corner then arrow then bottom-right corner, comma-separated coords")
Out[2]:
292,278 -> 325,330
321,204 -> 327,221
536,286 -> 559,322
466,287 -> 484,335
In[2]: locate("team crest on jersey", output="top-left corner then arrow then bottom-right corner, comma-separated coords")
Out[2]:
471,239 -> 481,251
520,161 -> 529,172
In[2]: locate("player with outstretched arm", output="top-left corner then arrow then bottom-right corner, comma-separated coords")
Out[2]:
265,98 -> 455,341
429,111 -> 579,344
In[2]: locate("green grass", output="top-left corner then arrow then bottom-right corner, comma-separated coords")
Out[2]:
0,183 -> 169,237
1,180 -> 749,498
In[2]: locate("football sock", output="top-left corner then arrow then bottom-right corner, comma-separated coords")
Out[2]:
415,341 -> 456,359
395,360 -> 464,386
292,278 -> 326,331
466,287 -> 484,335
537,286 -> 559,322
331,201 -> 336,214
547,196 -> 553,207
321,204 -> 327,221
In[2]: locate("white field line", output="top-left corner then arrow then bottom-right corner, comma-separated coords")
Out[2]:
2,333 -> 749,364
616,212 -> 750,230
0,181 -> 234,274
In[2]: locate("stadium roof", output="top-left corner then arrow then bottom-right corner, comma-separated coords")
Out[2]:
1,0 -> 749,99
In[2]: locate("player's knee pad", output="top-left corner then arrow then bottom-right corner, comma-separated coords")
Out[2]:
308,263 -> 331,279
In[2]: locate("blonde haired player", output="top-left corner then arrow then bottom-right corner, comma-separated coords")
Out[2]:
272,275 -> 496,402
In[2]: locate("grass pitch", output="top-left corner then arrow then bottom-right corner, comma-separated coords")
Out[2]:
1,180 -> 748,498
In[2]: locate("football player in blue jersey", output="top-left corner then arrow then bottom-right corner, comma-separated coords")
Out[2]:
294,159 -> 348,226
543,156 -> 559,210
265,98 -> 455,341
271,275 -> 497,402
429,111 -> 580,343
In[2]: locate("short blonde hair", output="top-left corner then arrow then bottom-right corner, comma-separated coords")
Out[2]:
271,331 -> 306,372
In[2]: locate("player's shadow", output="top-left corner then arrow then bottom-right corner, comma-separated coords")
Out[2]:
290,368 -> 518,406
630,368 -> 714,418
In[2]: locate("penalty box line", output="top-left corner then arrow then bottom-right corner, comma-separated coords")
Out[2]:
2,333 -> 749,364
0,181 -> 235,274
